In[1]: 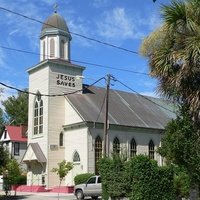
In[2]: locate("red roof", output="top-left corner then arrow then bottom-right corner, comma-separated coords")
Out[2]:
5,125 -> 27,142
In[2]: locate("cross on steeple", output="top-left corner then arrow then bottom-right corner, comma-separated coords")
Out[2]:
54,3 -> 58,13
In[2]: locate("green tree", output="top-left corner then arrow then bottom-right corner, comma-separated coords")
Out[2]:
0,108 -> 6,133
158,107 -> 200,199
140,0 -> 200,122
1,91 -> 28,125
0,146 -> 9,173
52,160 -> 73,200
140,1 -> 200,199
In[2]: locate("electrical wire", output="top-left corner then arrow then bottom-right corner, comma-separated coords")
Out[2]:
114,78 -> 176,114
0,6 -> 138,55
0,45 -> 149,76
0,77 -> 105,97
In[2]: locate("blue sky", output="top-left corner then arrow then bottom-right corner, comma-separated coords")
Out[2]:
0,0 -> 171,104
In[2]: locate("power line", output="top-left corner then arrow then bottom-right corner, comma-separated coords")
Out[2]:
114,78 -> 176,114
0,45 -> 149,76
0,6 -> 138,55
0,77 -> 105,97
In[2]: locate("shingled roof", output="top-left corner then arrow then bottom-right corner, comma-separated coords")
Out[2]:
67,86 -> 176,130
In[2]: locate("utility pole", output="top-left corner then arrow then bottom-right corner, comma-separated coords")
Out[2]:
103,74 -> 111,157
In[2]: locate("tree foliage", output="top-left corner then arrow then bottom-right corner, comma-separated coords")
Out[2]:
0,108 -> 5,133
1,91 -> 28,125
0,146 -> 9,173
98,155 -> 175,200
158,107 -> 200,182
140,1 -> 200,198
52,160 -> 73,182
52,160 -> 73,200
140,0 -> 200,121
74,173 -> 94,185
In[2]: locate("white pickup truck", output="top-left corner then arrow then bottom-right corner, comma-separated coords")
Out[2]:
74,175 -> 102,199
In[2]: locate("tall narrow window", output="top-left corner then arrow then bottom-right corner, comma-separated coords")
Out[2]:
113,137 -> 120,154
39,100 -> 43,134
59,132 -> 64,147
95,136 -> 102,174
130,138 -> 137,157
60,40 -> 65,59
14,142 -> 20,156
34,101 -> 38,135
33,95 -> 43,135
43,41 -> 45,60
50,38 -> 55,57
149,140 -> 155,159
73,151 -> 80,163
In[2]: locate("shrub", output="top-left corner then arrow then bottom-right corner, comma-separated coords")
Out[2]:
98,154 -> 129,200
74,173 -> 94,185
98,155 -> 175,200
127,155 -> 175,200
15,175 -> 26,185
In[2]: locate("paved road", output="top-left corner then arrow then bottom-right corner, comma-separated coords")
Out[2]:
0,191 -> 78,200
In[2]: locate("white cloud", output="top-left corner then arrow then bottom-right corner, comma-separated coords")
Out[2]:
96,6 -> 162,44
68,19 -> 93,47
97,8 -> 135,41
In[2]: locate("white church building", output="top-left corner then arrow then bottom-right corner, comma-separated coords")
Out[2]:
22,11 -> 175,190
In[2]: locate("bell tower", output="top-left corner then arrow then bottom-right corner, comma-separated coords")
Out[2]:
25,10 -> 85,188
40,11 -> 72,61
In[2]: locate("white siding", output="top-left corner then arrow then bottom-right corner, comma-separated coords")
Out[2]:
65,127 -> 88,186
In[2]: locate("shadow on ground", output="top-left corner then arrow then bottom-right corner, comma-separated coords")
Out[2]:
0,195 -> 28,200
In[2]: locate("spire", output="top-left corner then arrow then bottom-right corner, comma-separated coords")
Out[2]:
53,3 -> 58,13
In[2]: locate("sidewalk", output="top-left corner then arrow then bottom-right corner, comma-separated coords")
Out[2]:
0,190 -> 75,200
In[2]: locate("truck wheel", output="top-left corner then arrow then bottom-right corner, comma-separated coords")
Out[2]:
76,189 -> 84,199
91,196 -> 98,200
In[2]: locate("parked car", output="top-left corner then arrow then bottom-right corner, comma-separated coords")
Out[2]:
74,175 -> 102,199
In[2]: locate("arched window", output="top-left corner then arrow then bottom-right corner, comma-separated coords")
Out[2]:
73,151 -> 80,163
43,41 -> 45,60
60,40 -> 65,59
59,132 -> 64,147
50,38 -> 55,57
130,138 -> 137,157
113,137 -> 120,154
33,94 -> 43,135
149,140 -> 155,159
39,100 -> 43,134
95,136 -> 102,174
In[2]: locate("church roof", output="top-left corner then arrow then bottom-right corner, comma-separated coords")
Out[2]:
41,13 -> 70,33
67,86 -> 176,130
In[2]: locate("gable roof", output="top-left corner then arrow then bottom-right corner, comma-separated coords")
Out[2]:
22,143 -> 46,163
66,86 -> 176,130
5,125 -> 27,142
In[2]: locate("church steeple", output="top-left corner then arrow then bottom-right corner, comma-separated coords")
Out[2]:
40,12 -> 72,62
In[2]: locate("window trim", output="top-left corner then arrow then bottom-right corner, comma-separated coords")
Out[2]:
73,151 -> 80,163
95,136 -> 102,174
113,137 -> 120,154
33,94 -> 43,136
149,140 -> 155,159
50,38 -> 55,58
130,138 -> 137,157
59,132 -> 64,147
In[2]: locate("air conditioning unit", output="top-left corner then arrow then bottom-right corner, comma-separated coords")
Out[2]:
49,144 -> 58,151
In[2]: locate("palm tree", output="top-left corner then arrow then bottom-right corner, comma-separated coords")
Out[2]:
140,0 -> 200,199
141,0 -> 200,121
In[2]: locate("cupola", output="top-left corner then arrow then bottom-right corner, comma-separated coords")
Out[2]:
40,12 -> 72,62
